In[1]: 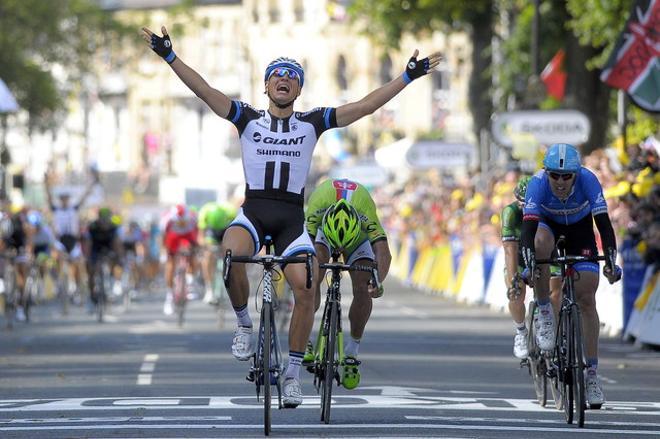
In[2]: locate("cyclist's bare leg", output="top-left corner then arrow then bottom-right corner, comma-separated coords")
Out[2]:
165,256 -> 175,289
549,276 -> 562,320
508,284 -> 526,324
202,247 -> 215,289
313,243 -> 330,312
533,227 -> 554,302
348,269 -> 373,340
284,259 -> 318,352
575,271 -> 599,360
221,226 -> 254,309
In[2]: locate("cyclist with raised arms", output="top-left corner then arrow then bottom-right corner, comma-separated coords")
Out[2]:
304,178 -> 391,390
198,201 -> 237,304
520,143 -> 622,408
501,176 -> 561,359
142,24 -> 439,407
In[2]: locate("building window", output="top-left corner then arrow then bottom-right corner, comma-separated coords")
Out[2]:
294,0 -> 304,21
336,55 -> 348,91
269,0 -> 280,22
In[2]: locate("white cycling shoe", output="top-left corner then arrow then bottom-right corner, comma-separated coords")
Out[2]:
513,331 -> 529,359
535,308 -> 555,351
231,326 -> 254,361
282,377 -> 303,408
586,372 -> 605,409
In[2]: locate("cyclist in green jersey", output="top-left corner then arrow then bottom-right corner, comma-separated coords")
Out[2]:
198,202 -> 237,304
304,178 -> 391,389
502,176 -> 561,359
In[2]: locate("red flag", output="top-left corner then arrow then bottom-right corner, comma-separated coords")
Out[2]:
600,0 -> 659,113
540,49 -> 567,101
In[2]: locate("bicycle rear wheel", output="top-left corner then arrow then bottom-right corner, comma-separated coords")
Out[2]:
263,302 -> 272,435
321,300 -> 338,424
571,306 -> 586,427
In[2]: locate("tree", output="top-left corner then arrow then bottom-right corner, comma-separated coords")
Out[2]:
348,0 -> 494,148
0,0 -> 133,132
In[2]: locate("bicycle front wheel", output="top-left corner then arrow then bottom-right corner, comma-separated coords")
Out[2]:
263,302 -> 272,435
560,309 -> 573,424
571,305 -> 586,427
321,300 -> 338,424
526,301 -> 547,406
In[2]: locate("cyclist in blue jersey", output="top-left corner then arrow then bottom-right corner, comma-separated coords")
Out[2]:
141,25 -> 440,407
520,143 -> 622,409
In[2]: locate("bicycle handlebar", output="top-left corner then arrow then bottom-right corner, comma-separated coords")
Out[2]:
536,255 -> 607,265
225,251 -> 314,289
319,262 -> 381,293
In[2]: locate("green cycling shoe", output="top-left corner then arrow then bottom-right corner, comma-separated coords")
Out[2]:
302,340 -> 315,366
342,356 -> 361,390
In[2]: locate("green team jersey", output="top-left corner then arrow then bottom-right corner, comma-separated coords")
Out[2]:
501,201 -> 523,242
198,202 -> 236,231
305,179 -> 386,244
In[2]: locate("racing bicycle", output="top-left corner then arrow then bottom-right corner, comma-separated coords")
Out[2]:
224,236 -> 312,436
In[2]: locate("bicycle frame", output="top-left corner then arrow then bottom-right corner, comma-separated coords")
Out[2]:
312,253 -> 380,424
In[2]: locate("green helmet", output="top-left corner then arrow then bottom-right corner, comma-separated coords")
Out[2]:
98,207 -> 112,220
514,176 -> 532,203
321,199 -> 362,251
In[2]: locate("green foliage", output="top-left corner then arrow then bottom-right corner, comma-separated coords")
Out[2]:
566,0 -> 633,69
348,0 -> 493,47
627,106 -> 659,145
0,0 -> 134,131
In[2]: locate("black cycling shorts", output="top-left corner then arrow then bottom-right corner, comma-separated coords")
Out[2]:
233,197 -> 312,256
539,214 -> 598,258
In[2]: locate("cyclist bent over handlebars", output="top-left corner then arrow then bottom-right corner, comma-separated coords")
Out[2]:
520,143 -> 622,409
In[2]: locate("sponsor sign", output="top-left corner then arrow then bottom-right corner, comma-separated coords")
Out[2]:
491,110 -> 590,147
404,141 -> 476,169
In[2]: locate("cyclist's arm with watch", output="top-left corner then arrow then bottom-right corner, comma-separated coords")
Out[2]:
141,25 -> 232,119
335,50 -> 441,127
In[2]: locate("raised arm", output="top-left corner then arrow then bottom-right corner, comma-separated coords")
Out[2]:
141,26 -> 232,119
335,50 -> 441,127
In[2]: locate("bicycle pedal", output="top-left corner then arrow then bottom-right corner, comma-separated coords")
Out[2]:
519,358 -> 529,368
246,370 -> 255,382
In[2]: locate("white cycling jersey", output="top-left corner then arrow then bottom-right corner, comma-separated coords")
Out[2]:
226,101 -> 338,205
50,203 -> 81,237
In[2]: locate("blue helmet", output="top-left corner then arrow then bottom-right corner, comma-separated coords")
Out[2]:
543,143 -> 581,173
27,211 -> 42,227
264,57 -> 304,87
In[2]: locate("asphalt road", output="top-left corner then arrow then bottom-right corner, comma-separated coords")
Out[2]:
1,278 -> 659,438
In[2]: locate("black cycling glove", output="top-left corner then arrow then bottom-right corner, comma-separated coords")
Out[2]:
150,32 -> 176,64
403,55 -> 431,84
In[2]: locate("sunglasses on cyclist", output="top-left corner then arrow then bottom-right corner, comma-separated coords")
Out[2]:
547,171 -> 575,181
268,67 -> 300,81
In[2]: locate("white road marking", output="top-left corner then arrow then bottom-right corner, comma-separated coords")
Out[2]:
103,315 -> 119,323
406,415 -> 660,428
1,396 -> 659,415
136,353 -> 158,386
0,423 -> 657,434
136,375 -> 152,385
600,375 -> 617,384
0,416 -> 232,424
